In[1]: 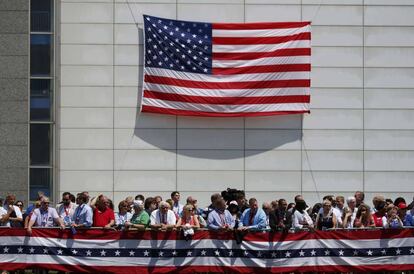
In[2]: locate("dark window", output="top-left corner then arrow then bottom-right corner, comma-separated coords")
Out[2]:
31,0 -> 52,32
29,168 -> 52,201
30,79 -> 52,121
30,124 -> 51,165
31,34 -> 52,76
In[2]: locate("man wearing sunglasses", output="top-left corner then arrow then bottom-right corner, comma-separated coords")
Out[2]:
27,196 -> 65,235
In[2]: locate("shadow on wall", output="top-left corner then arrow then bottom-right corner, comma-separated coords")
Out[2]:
133,27 -> 303,159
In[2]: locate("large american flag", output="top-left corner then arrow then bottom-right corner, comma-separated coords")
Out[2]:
142,15 -> 311,117
1,228 -> 414,273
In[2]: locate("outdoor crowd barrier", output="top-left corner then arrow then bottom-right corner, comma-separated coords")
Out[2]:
1,227 -> 414,273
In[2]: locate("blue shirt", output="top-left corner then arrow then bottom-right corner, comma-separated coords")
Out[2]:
402,214 -> 414,226
240,208 -> 267,231
207,209 -> 235,230
73,204 -> 93,227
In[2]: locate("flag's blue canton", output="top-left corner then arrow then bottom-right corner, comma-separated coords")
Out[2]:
144,15 -> 212,74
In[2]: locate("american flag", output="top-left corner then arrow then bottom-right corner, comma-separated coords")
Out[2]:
142,15 -> 311,117
1,228 -> 414,273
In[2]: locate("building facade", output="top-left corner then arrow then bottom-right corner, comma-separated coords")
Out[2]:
1,0 -> 414,207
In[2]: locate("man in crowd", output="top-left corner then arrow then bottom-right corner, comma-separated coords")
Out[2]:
27,197 -> 65,234
56,192 -> 78,226
354,191 -> 365,207
71,192 -> 93,228
207,198 -> 235,231
154,195 -> 162,209
238,198 -> 267,231
92,195 -> 115,228
203,193 -> 221,220
1,194 -> 23,227
150,201 -> 176,230
333,196 -> 345,227
171,191 -> 184,216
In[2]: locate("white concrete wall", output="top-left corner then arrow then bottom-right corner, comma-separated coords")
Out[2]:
58,0 -> 414,208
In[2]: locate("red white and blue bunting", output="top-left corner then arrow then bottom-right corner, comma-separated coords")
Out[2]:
1,228 -> 414,273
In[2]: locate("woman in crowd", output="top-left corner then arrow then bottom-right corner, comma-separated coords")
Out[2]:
128,200 -> 149,230
115,200 -> 132,229
353,204 -> 375,228
315,200 -> 337,230
383,205 -> 403,228
177,204 -> 200,239
342,197 -> 357,228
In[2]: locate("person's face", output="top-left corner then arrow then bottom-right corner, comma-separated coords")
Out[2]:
250,201 -> 258,210
155,197 -> 162,208
323,203 -> 332,212
348,200 -> 356,209
41,201 -> 49,211
236,197 -> 245,206
173,193 -> 180,202
279,201 -> 288,211
355,193 -> 363,202
336,199 -> 344,208
120,204 -> 128,214
186,207 -> 194,216
262,205 -> 271,215
150,201 -> 157,210
62,195 -> 71,206
7,196 -> 15,205
16,202 -> 23,210
98,198 -> 109,210
160,204 -> 169,214
360,207 -> 368,216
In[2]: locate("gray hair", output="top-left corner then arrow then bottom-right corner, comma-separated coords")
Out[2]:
346,196 -> 356,204
159,201 -> 170,209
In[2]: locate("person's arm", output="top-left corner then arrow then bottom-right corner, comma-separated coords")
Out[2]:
176,218 -> 183,227
292,212 -> 303,229
247,210 -> 267,230
269,211 -> 278,231
89,194 -> 102,210
104,210 -> 115,229
27,212 -> 37,235
332,213 -> 337,229
192,215 -> 200,229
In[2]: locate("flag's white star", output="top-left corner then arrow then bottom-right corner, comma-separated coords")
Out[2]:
244,250 -> 249,256
17,247 -> 23,253
192,67 -> 196,70
147,27 -> 151,32
257,251 -> 263,257
228,250 -> 233,256
381,249 -> 387,255
163,25 -> 168,30
158,50 -> 163,55
100,250 -> 106,256
3,247 -> 9,253
367,250 -> 373,256
157,20 -> 162,24
159,251 -> 164,257
181,54 -> 186,59
285,251 -> 291,257
148,38 -> 152,42
200,250 -> 207,256
152,56 -> 157,60
215,250 -> 220,256
203,68 -> 208,72
57,249 -> 63,255
43,248 -> 48,254
186,61 -> 191,65
396,249 -> 401,255
299,250 -> 305,256
339,250 -> 345,256
271,251 -> 277,258
410,248 -> 414,254
153,45 -> 158,49
72,249 -> 78,255
169,31 -> 173,36
198,40 -> 203,44
192,34 -> 197,38
29,248 -> 35,254
187,39 -> 191,43
187,251 -> 192,256
193,56 -> 197,60
146,17 -> 150,21
86,250 -> 92,256
172,250 -> 178,256
325,250 -> 330,256
204,57 -> 208,61
181,66 -> 185,70
144,250 -> 149,256
192,44 -> 197,49
157,29 -> 162,33
310,250 -> 316,256
158,62 -> 162,66
169,64 -> 174,67
175,27 -> 179,32
129,250 -> 135,256
181,33 -> 185,37
353,250 -> 358,256
199,51 -> 203,55
164,57 -> 168,62
115,250 -> 121,256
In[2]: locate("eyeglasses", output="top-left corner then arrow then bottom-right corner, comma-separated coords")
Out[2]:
42,202 -> 49,205
16,204 -> 23,207
187,209 -> 194,212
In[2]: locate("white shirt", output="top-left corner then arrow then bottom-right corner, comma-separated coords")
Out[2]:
292,210 -> 313,229
150,209 -> 176,225
56,202 -> 78,226
30,208 -> 60,227
333,207 -> 344,227
2,204 -> 22,227
115,212 -> 132,226
343,207 -> 357,228
0,207 -> 8,226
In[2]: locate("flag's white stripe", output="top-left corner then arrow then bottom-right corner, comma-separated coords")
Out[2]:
2,237 -> 412,250
213,56 -> 310,68
143,98 -> 309,112
145,68 -> 310,82
0,254 -> 413,268
143,83 -> 310,97
212,26 -> 310,38
213,40 -> 310,53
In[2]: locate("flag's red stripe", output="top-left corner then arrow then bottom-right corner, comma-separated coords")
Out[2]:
213,48 -> 311,60
213,21 -> 310,30
212,64 -> 310,75
213,32 -> 310,45
144,90 -> 310,105
3,263 -> 414,274
142,105 -> 309,117
145,75 -> 310,89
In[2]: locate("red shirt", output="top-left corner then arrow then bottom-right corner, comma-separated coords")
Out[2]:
373,212 -> 385,227
93,207 -> 115,227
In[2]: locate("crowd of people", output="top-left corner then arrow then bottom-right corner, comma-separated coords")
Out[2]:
1,189 -> 414,236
